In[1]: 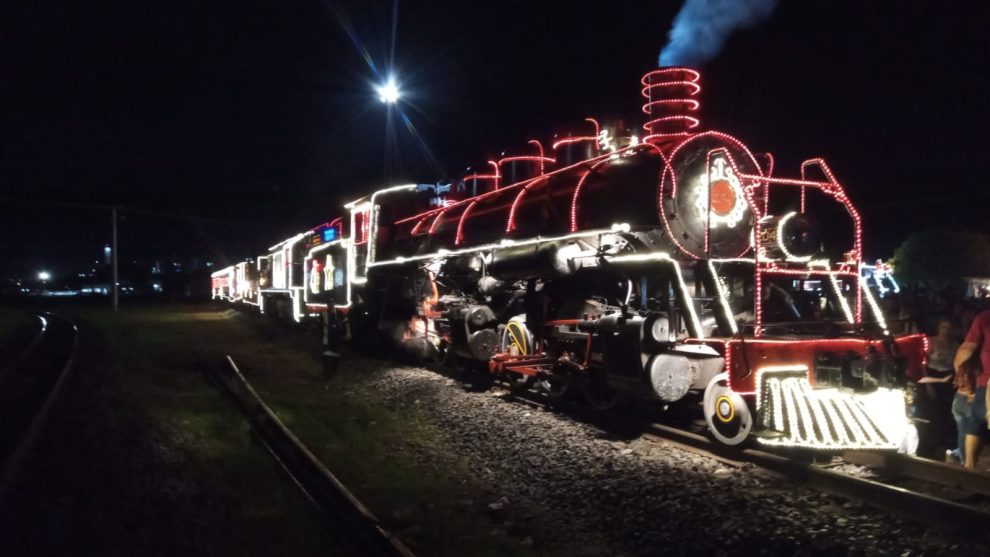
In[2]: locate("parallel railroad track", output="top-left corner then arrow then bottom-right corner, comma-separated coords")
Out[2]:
204,355 -> 414,557
0,312 -> 79,488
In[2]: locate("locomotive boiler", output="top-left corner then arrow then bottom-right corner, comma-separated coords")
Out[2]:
212,68 -> 926,450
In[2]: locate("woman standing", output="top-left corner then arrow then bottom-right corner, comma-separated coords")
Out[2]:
918,319 -> 958,458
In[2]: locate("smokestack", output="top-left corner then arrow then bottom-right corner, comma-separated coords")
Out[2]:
641,67 -> 701,145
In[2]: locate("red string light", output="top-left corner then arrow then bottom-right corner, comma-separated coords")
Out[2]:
353,208 -> 371,245
498,140 -> 555,178
489,160 -> 501,190
506,176 -> 550,233
641,68 -> 701,144
455,200 -> 478,245
756,153 -> 774,214
568,158 -> 612,232
428,208 -> 447,235
568,142 -> 667,232
310,216 -> 343,234
568,169 -> 594,232
552,118 -> 601,151
410,214 -> 432,235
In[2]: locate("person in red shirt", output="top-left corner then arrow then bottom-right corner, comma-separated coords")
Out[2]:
953,309 -> 990,469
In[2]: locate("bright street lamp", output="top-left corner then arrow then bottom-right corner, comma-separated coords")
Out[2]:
38,271 -> 51,281
376,78 -> 400,104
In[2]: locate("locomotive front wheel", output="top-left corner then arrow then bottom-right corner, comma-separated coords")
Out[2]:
703,373 -> 752,446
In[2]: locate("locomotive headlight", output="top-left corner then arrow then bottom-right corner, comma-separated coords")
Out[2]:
758,212 -> 819,262
776,212 -> 819,262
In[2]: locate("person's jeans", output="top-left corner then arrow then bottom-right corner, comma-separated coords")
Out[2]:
952,386 -> 988,460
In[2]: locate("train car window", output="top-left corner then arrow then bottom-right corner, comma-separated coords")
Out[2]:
291,242 -> 306,288
272,252 -> 285,289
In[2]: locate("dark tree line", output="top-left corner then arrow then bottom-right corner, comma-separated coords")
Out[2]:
892,228 -> 990,291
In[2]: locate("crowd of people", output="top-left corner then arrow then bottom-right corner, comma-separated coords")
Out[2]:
885,289 -> 990,468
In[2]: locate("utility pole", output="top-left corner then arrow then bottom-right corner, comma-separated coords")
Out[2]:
112,206 -> 119,312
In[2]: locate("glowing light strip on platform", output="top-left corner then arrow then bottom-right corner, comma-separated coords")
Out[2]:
753,366 -> 904,450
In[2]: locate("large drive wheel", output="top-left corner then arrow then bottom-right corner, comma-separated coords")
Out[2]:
582,371 -> 628,411
539,375 -> 574,399
501,319 -> 535,393
506,372 -> 535,393
703,373 -> 752,446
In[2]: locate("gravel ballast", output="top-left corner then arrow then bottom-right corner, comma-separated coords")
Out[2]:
338,356 -> 988,556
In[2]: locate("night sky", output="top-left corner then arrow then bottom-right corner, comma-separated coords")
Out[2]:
2,0 -> 989,277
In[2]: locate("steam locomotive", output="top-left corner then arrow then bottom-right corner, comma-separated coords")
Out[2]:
212,68 -> 927,449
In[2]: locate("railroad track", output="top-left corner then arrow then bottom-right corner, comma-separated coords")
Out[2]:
487,381 -> 990,538
0,312 -> 79,488
205,355 -> 414,557
0,314 -> 48,380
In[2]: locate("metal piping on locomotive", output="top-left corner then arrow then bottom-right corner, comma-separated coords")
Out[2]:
221,68 -> 927,452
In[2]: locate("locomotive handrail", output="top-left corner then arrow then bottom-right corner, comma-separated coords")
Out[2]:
704,147 -> 864,337
551,117 -> 601,150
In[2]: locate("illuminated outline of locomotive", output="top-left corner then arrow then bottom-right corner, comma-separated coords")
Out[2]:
212,68 -> 927,449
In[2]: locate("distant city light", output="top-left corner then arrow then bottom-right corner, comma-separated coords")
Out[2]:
38,271 -> 51,281
376,78 -> 400,104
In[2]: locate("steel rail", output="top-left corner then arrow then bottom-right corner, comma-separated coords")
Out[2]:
0,313 -> 80,490
0,314 -> 48,381
638,421 -> 990,535
207,355 -> 414,557
843,450 -> 990,497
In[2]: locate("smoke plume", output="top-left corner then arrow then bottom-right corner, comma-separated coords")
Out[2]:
659,0 -> 776,67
